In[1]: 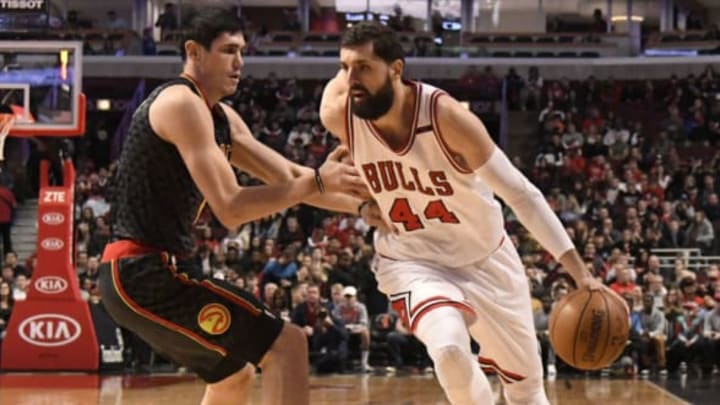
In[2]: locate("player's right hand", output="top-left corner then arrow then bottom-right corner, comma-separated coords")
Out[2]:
318,146 -> 368,197
360,199 -> 399,235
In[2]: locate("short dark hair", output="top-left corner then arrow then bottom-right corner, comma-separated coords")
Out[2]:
180,7 -> 243,61
341,21 -> 405,65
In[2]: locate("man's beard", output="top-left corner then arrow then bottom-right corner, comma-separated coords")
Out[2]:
350,75 -> 394,120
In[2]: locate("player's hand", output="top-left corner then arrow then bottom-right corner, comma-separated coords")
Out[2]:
577,275 -> 603,291
318,146 -> 368,197
360,199 -> 399,235
303,326 -> 314,336
579,277 -> 630,316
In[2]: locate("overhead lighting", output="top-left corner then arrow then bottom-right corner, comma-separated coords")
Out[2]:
611,15 -> 645,22
97,99 -> 111,111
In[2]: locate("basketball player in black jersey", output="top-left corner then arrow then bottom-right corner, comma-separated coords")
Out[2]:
97,8 -> 385,405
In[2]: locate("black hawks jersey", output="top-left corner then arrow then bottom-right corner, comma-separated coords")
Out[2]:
110,77 -> 231,254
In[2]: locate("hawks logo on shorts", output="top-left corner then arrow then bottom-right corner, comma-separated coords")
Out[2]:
197,303 -> 231,335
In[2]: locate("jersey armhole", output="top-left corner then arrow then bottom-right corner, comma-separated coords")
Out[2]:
429,90 -> 473,174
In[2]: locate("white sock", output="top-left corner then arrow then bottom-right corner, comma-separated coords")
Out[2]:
361,350 -> 369,367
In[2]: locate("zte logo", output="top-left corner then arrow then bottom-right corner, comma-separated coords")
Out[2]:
41,238 -> 64,251
42,191 -> 66,203
18,314 -> 81,347
0,0 -> 45,10
41,212 -> 65,225
34,276 -> 68,294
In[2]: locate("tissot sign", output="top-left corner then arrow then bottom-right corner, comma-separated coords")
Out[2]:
0,0 -> 47,13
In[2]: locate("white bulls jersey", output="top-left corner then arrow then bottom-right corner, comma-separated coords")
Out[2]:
348,81 -> 506,267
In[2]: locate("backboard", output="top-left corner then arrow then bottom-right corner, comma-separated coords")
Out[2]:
0,41 -> 84,136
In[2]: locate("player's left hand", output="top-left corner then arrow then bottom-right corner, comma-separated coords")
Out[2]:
577,276 -> 603,291
579,278 -> 630,316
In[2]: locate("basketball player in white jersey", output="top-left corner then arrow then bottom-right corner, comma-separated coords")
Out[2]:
320,22 -> 619,405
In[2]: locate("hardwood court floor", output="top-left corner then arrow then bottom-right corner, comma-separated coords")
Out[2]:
0,373 -> 691,405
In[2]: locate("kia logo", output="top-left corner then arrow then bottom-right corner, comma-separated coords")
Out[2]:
34,276 -> 68,294
41,212 -> 65,225
18,314 -> 82,347
41,238 -> 64,251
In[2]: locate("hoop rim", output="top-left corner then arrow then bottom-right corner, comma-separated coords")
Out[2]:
7,93 -> 86,137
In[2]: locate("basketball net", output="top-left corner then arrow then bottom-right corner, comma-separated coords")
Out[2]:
0,113 -> 14,161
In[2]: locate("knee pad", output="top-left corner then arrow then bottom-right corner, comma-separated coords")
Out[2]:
428,344 -> 475,389
415,307 -> 493,404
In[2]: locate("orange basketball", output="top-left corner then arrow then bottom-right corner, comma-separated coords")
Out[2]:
548,288 -> 630,370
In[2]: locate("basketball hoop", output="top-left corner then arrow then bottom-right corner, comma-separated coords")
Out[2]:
0,113 -> 14,161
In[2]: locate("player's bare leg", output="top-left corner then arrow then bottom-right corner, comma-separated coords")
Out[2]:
200,363 -> 255,405
258,322 -> 310,405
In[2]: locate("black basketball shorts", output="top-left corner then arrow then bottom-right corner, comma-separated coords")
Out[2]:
98,240 -> 283,383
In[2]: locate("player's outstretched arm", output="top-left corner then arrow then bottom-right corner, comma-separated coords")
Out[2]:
149,85 -> 365,229
220,104 -> 369,214
433,94 -> 599,290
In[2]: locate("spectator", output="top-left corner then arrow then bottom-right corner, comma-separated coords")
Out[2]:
592,8 -> 607,33
1,264 -> 12,285
141,27 -> 157,55
327,249 -> 357,288
668,301 -> 712,376
269,287 -> 291,322
12,274 -> 28,301
703,291 -> 720,371
262,245 -> 298,287
83,190 -> 110,218
383,311 -> 429,372
332,286 -> 372,372
5,252 -> 28,278
505,67 -> 525,110
0,183 -> 15,256
155,3 -> 178,40
638,293 -> 668,375
647,274 -> 668,310
685,210 -> 715,252
610,266 -> 637,296
277,216 -> 305,250
0,280 -> 13,339
75,250 -> 89,277
263,282 -> 279,308
292,284 -> 348,374
292,283 -> 329,332
103,10 -> 128,30
309,306 -> 348,374
523,66 -> 544,110
534,294 -> 557,379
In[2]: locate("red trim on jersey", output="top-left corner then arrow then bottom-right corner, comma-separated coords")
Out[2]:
179,73 -> 213,109
101,240 -> 159,262
430,91 -> 473,174
478,356 -> 526,383
109,260 -> 228,356
345,96 -> 354,159
365,81 -> 422,156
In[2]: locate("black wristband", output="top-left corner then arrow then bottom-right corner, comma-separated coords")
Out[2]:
357,200 -> 371,216
314,167 -> 325,193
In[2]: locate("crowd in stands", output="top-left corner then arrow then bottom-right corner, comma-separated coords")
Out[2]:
529,64 -> 720,378
2,59 -> 720,377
